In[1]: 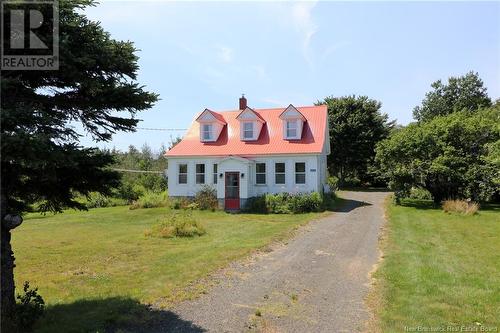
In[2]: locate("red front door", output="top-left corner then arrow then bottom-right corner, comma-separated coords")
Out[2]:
225,172 -> 240,210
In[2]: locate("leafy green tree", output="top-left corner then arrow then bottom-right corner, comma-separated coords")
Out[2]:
317,95 -> 394,185
0,0 -> 158,325
413,71 -> 491,122
110,143 -> 167,201
376,107 -> 500,203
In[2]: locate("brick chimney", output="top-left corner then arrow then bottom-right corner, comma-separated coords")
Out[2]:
239,94 -> 247,110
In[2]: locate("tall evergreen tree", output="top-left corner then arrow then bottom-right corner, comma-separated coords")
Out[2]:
0,0 -> 158,326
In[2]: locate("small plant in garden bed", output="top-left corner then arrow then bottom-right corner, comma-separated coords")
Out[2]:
145,210 -> 206,238
327,176 -> 339,192
244,192 -> 326,214
442,199 -> 479,215
194,185 -> 219,211
169,186 -> 219,211
170,197 -> 193,210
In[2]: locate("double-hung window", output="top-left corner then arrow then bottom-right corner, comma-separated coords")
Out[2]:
286,120 -> 297,138
202,124 -> 212,141
275,163 -> 286,184
196,163 -> 205,184
178,164 -> 187,184
256,163 -> 266,185
243,122 -> 254,139
213,164 -> 218,184
295,162 -> 306,184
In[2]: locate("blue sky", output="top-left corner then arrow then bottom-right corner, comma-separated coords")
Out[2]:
82,1 -> 500,151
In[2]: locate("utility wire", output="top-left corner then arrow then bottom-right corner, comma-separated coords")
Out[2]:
136,127 -> 187,131
111,168 -> 164,174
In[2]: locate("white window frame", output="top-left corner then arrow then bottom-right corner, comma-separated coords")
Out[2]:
275,162 -> 286,185
196,163 -> 205,184
255,163 -> 266,185
295,162 -> 306,184
213,163 -> 218,184
178,164 -> 188,184
243,122 -> 254,140
286,120 -> 297,139
202,124 -> 213,141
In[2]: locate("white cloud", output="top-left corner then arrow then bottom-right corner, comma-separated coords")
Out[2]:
217,45 -> 234,63
291,1 -> 318,69
252,65 -> 268,80
321,41 -> 351,61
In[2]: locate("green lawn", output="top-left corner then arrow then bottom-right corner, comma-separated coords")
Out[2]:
372,199 -> 500,332
13,206 -> 326,332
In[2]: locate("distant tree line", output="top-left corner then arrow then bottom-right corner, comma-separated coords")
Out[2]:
105,144 -> 169,202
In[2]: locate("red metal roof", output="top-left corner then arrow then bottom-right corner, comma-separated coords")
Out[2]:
165,105 -> 328,157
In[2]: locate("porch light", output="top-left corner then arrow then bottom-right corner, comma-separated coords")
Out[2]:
219,173 -> 223,178
241,173 -> 245,178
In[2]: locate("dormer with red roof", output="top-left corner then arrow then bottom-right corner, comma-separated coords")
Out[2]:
195,109 -> 226,142
236,107 -> 265,141
279,104 -> 306,140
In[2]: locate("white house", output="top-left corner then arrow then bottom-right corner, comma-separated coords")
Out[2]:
165,96 -> 330,210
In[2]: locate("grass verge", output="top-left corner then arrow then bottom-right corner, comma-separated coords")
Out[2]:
14,206 -> 328,332
368,198 -> 500,332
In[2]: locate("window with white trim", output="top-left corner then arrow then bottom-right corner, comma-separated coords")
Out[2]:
196,163 -> 205,184
243,122 -> 254,139
213,164 -> 218,184
286,120 -> 297,138
295,162 -> 306,184
202,124 -> 213,141
178,164 -> 187,184
275,163 -> 285,184
256,163 -> 266,184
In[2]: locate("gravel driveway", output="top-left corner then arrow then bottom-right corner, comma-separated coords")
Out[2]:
163,191 -> 389,333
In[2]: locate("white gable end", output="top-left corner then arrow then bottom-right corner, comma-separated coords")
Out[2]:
279,105 -> 306,120
197,110 -> 217,122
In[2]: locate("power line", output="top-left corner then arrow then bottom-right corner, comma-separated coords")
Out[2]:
136,127 -> 187,131
111,168 -> 164,174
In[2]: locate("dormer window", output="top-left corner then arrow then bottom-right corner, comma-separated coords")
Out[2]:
286,120 -> 297,139
236,107 -> 265,141
202,124 -> 213,141
279,104 -> 306,140
243,122 -> 254,139
196,109 -> 226,142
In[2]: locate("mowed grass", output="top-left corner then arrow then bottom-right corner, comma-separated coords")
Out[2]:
371,199 -> 500,332
13,206 -> 326,332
